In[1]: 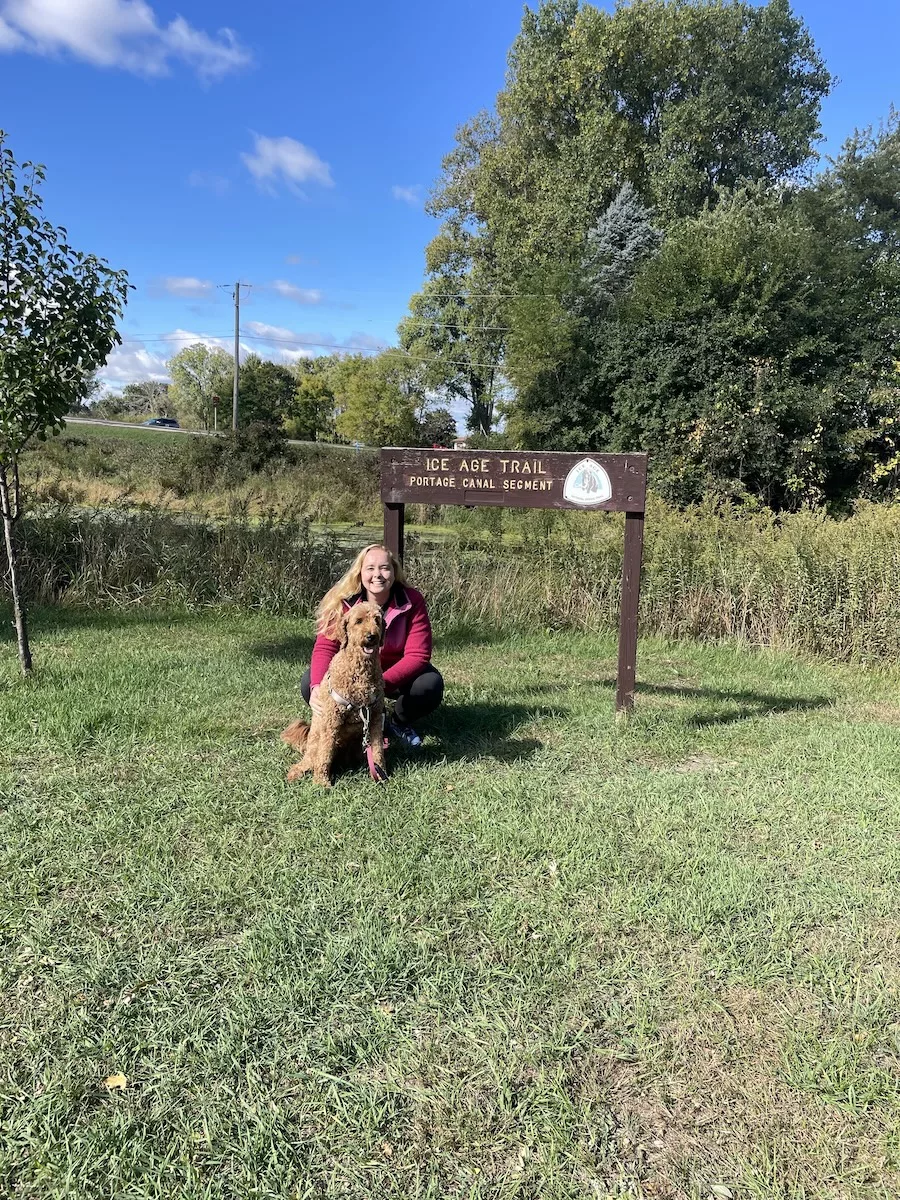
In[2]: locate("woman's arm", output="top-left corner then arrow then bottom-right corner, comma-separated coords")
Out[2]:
310,630 -> 340,688
382,594 -> 432,692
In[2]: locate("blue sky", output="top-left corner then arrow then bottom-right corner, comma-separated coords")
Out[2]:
0,0 -> 897,392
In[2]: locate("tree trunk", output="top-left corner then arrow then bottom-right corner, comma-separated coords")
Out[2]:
0,460 -> 33,675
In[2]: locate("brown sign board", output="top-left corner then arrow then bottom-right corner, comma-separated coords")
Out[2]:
380,448 -> 648,715
381,448 -> 647,512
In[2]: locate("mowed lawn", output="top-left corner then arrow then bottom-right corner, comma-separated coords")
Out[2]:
1,611 -> 900,1200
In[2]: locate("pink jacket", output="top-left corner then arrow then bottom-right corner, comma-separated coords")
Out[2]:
310,584 -> 433,695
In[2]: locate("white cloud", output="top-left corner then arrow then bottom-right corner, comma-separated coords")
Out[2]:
154,276 -> 215,299
98,323 -> 390,389
161,328 -> 241,355
245,320 -> 300,342
241,134 -> 333,194
271,279 -> 323,305
242,321 -> 388,362
99,341 -> 169,387
0,15 -> 24,47
0,0 -> 252,79
343,331 -> 388,352
188,169 -> 230,195
392,184 -> 423,206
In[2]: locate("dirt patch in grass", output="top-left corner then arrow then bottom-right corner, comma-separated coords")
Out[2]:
862,703 -> 900,726
568,985 -> 899,1198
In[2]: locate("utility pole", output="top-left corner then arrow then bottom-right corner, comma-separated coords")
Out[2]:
232,280 -> 240,431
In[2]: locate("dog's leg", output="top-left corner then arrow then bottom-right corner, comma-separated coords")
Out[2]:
366,705 -> 388,783
286,720 -> 320,782
286,758 -> 312,782
311,714 -> 339,788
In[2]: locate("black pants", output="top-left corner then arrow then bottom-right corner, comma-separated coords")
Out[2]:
300,664 -> 444,725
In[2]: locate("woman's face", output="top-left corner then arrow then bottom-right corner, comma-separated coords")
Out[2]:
361,548 -> 395,603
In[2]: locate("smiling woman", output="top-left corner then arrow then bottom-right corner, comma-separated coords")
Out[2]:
299,544 -> 443,749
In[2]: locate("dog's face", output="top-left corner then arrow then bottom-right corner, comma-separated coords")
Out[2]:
340,602 -> 385,656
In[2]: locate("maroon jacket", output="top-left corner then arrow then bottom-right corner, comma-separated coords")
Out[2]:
310,584 -> 433,695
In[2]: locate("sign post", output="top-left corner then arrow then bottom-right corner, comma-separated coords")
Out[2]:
380,448 -> 648,714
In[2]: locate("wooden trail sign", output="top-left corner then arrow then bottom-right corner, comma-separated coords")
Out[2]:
380,448 -> 648,713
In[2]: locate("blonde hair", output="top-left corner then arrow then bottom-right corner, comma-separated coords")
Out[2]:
316,543 -> 406,636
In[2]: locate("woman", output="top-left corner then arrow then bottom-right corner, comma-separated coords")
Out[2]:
301,544 -> 443,749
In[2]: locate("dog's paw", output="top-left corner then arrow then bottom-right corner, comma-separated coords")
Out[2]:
286,762 -> 306,783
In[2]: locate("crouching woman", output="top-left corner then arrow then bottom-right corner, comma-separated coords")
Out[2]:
301,543 -> 443,748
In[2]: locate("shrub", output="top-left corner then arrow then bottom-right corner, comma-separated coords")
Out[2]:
8,498 -> 900,662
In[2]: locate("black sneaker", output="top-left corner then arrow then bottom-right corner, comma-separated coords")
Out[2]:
386,719 -> 423,750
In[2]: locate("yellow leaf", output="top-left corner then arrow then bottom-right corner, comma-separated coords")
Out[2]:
381,1141 -> 394,1158
104,1073 -> 127,1090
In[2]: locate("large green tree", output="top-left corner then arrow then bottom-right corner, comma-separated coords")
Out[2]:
332,351 -> 422,446
0,131 -> 129,672
509,147 -> 900,506
286,360 -> 338,442
237,355 -> 297,427
404,0 -> 832,440
167,343 -> 232,430
402,1 -> 900,508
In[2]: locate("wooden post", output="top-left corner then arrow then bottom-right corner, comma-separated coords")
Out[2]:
615,510 -> 645,714
383,502 -> 405,564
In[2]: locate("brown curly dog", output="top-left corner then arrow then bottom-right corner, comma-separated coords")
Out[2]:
282,602 -> 388,787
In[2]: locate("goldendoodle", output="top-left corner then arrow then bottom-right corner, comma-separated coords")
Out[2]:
282,602 -> 388,787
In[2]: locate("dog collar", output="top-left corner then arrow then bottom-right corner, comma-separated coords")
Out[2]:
328,686 -> 377,750
329,687 -> 376,711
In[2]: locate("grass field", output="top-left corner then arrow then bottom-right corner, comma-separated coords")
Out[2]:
2,611 -> 900,1199
65,419 -> 191,442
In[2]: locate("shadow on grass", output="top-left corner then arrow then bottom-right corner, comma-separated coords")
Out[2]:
437,625 -> 516,651
246,634 -> 315,666
418,700 -> 565,765
618,680 -> 834,727
21,606 -> 200,636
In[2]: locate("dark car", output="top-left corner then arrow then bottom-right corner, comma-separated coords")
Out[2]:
143,417 -> 180,428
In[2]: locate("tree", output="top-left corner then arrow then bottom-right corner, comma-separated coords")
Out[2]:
417,406 -> 457,447
456,0 -> 831,271
167,343 -> 232,430
238,355 -> 297,427
91,379 -> 171,419
508,173 -> 900,507
121,379 -> 172,416
407,0 -> 832,445
402,1 -> 900,508
67,369 -> 104,415
287,364 -> 337,441
332,351 -> 421,446
0,130 -> 129,672
399,221 -> 506,435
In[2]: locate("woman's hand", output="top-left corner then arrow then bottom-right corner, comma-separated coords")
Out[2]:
309,685 -> 324,716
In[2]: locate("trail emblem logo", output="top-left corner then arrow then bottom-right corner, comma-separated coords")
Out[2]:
563,458 -> 612,506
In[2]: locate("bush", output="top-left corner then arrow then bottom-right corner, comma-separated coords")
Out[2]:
8,497 -> 900,662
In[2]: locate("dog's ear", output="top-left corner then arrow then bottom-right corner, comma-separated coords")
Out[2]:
339,608 -> 352,648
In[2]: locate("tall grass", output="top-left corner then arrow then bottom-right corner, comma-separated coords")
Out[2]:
9,498 -> 900,662
22,431 -> 381,524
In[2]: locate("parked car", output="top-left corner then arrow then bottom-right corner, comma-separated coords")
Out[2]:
143,417 -> 180,428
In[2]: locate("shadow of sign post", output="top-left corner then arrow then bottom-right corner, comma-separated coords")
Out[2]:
380,448 -> 648,714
